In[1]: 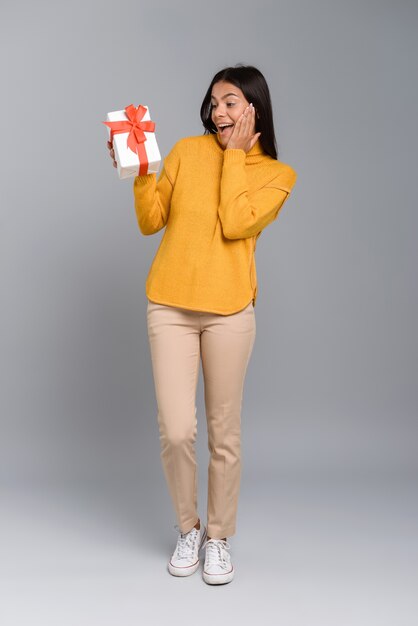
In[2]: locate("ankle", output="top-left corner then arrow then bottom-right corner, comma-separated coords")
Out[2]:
207,536 -> 226,541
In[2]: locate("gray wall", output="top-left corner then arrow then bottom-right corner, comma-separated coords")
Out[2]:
1,0 -> 417,486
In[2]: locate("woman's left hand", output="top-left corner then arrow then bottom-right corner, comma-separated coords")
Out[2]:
226,104 -> 261,152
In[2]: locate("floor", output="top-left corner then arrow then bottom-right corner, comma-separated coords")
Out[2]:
1,470 -> 417,626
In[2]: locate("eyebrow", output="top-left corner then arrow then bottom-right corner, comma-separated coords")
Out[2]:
210,93 -> 239,101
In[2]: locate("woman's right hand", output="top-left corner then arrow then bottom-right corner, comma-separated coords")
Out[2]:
107,140 -> 117,168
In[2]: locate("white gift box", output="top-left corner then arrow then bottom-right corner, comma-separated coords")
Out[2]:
105,105 -> 161,179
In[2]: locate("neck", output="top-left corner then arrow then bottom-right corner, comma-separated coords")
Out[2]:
212,132 -> 264,157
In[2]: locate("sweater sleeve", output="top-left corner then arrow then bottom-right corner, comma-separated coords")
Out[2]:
133,141 -> 181,235
217,149 -> 298,240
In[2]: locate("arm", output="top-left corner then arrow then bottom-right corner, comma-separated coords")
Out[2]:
133,141 -> 181,235
217,149 -> 298,240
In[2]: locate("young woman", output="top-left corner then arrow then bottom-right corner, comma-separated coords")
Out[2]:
107,64 -> 297,585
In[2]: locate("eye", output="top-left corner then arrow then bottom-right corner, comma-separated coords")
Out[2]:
210,102 -> 236,109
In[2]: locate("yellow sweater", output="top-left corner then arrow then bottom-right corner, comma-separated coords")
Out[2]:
133,132 -> 297,315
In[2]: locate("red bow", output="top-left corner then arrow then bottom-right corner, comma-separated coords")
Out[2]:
103,104 -> 156,176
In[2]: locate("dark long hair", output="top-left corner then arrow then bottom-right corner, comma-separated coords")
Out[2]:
200,64 -> 278,160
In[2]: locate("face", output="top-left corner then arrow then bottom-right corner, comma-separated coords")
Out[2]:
210,80 -> 251,148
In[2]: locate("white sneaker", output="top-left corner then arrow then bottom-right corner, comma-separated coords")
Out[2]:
202,538 -> 234,584
168,521 -> 208,577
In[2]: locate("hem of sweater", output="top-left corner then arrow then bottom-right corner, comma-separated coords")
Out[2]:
146,294 -> 254,316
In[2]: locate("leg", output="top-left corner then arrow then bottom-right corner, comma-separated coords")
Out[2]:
200,302 -> 256,539
146,301 -> 201,534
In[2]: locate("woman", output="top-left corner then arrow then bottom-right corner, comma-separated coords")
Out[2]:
107,64 -> 297,585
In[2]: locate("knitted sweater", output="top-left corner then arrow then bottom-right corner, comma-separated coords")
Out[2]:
133,132 -> 297,315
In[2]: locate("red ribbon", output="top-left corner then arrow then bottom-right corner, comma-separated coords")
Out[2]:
103,104 -> 156,176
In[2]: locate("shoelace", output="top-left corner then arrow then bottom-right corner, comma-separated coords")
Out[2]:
173,524 -> 199,559
203,538 -> 231,568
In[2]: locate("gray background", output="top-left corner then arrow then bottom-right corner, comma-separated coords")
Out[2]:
1,0 -> 417,624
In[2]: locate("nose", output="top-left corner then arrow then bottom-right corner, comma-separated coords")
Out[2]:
213,103 -> 228,118
215,108 -> 228,122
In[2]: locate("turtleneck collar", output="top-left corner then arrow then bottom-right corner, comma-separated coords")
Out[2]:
210,132 -> 265,158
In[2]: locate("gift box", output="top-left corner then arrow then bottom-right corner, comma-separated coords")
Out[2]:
103,104 -> 161,179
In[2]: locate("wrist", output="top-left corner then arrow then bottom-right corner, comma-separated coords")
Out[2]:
223,148 -> 247,164
225,144 -> 246,153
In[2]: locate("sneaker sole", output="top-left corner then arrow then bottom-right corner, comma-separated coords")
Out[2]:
202,566 -> 234,585
167,526 -> 208,577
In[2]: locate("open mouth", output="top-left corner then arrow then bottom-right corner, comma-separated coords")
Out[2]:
218,124 -> 234,135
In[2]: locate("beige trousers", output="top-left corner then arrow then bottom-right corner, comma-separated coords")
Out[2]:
146,299 -> 256,539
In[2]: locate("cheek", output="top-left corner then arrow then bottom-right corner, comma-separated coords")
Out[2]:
234,108 -> 245,121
